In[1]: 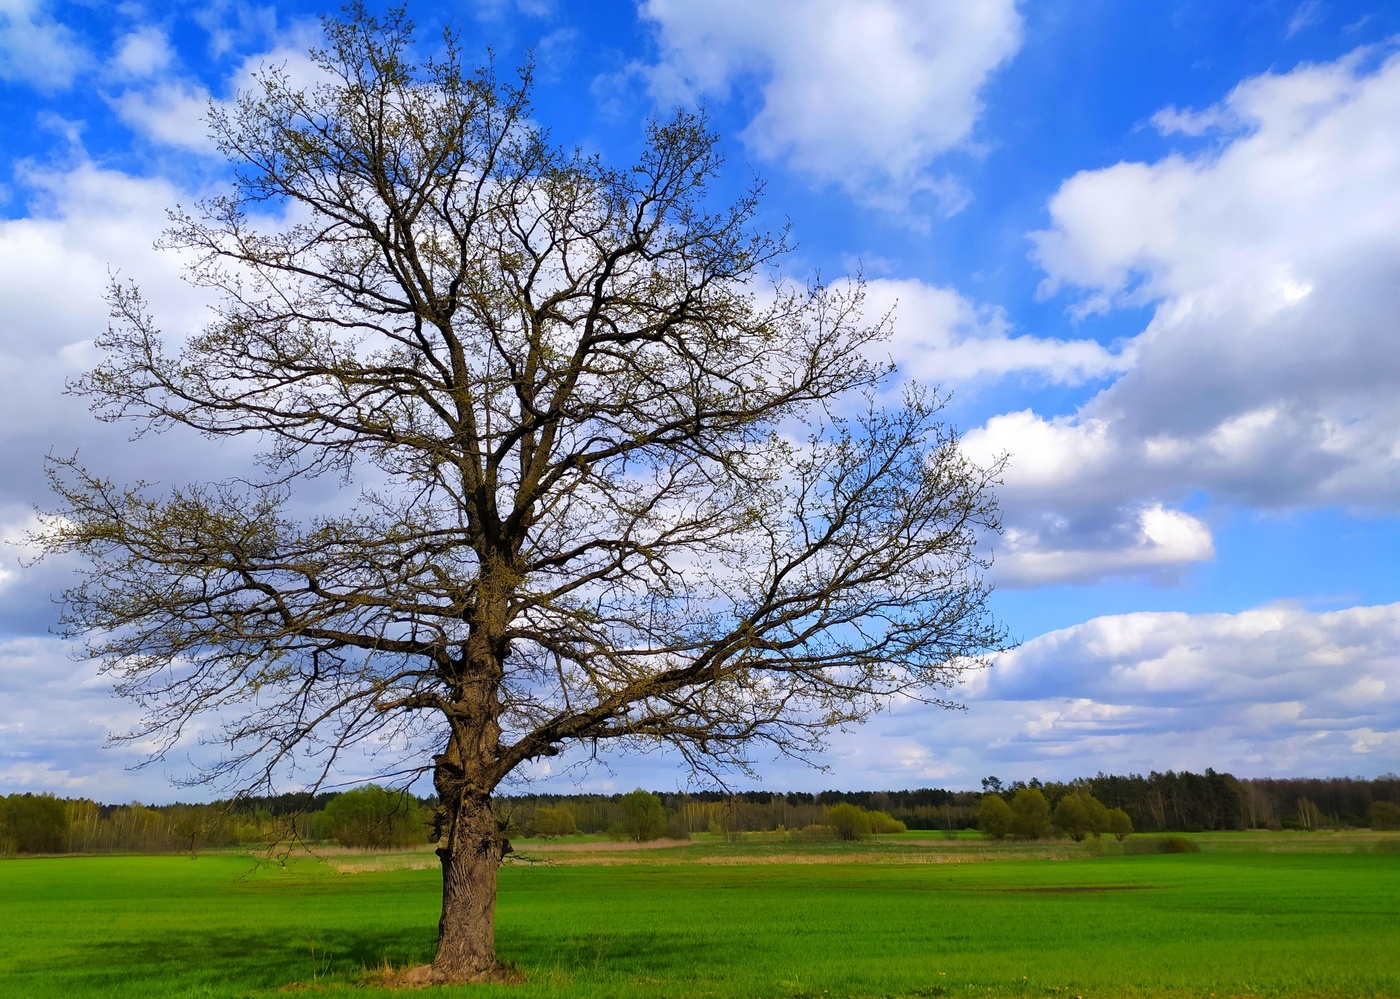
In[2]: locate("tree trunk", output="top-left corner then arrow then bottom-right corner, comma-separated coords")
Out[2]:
431,789 -> 507,981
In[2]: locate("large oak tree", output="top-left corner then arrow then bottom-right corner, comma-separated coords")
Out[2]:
40,8 -> 1004,982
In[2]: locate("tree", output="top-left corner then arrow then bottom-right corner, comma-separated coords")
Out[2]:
37,8 -> 1003,983
530,804 -> 577,837
1053,790 -> 1111,842
826,802 -> 873,841
1010,788 -> 1053,840
1052,792 -> 1093,842
1086,793 -> 1111,838
0,793 -> 69,854
618,789 -> 668,842
1370,801 -> 1400,831
1107,806 -> 1134,841
977,793 -> 1014,840
316,784 -> 429,848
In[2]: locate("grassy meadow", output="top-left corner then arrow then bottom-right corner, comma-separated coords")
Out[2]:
2,832 -> 1399,998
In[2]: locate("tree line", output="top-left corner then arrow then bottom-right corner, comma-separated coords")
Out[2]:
5,770 -> 1399,855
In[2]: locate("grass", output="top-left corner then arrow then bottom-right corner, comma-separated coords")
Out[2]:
2,833 -> 1398,997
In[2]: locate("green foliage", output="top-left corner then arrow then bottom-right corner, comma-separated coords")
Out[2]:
1053,790 -> 1113,841
618,790 -> 668,842
825,803 -> 872,840
866,809 -> 907,834
0,793 -> 68,854
1369,800 -> 1400,830
1010,788 -> 1053,840
315,785 -> 428,849
1107,806 -> 1134,841
531,805 -> 578,838
1052,792 -> 1092,841
977,793 -> 1014,839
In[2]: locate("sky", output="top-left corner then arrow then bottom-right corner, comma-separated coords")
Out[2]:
3,0 -> 1400,802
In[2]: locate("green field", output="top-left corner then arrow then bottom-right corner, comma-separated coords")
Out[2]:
3,834 -> 1399,998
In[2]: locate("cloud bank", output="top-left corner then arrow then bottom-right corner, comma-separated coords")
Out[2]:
968,45 -> 1400,586
640,0 -> 1022,209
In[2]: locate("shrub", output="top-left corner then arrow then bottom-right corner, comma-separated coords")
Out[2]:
1123,835 -> 1199,855
867,810 -> 907,835
1010,788 -> 1053,840
1369,800 -> 1400,831
826,803 -> 873,841
317,785 -> 429,848
977,794 -> 1014,839
1157,835 -> 1202,853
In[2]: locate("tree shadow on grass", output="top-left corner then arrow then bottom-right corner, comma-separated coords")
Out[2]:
63,925 -> 440,994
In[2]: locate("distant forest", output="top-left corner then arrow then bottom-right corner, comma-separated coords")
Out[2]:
3,770 -> 1399,855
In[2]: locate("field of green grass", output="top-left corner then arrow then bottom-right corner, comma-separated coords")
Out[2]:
3,832 -> 1398,998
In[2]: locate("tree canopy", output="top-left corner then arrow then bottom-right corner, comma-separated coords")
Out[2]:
38,7 -> 1004,981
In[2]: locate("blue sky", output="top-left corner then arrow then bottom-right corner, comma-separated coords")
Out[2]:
3,0 -> 1400,801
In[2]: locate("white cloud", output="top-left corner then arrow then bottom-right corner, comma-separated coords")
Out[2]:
864,279 -> 1128,387
0,157 -> 236,521
1287,0 -> 1325,38
0,0 -> 90,90
994,503 -> 1214,589
111,25 -> 173,79
107,22 -> 323,154
639,0 -> 1022,209
965,45 -> 1400,585
191,0 -> 279,61
986,602 -> 1400,707
1036,46 -> 1400,510
924,601 -> 1400,779
109,81 -> 215,153
0,637 -> 152,797
692,602 -> 1400,785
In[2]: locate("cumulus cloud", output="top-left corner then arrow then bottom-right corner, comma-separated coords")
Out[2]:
588,601 -> 1400,788
967,601 -> 1400,774
994,503 -> 1214,588
0,155 -> 276,568
110,25 -> 174,79
967,45 -> 1400,585
109,81 -> 216,153
106,22 -> 323,154
802,601 -> 1400,786
864,279 -> 1128,387
0,0 -> 90,90
639,0 -> 1022,209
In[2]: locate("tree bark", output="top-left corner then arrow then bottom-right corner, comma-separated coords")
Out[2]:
431,787 -> 506,981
